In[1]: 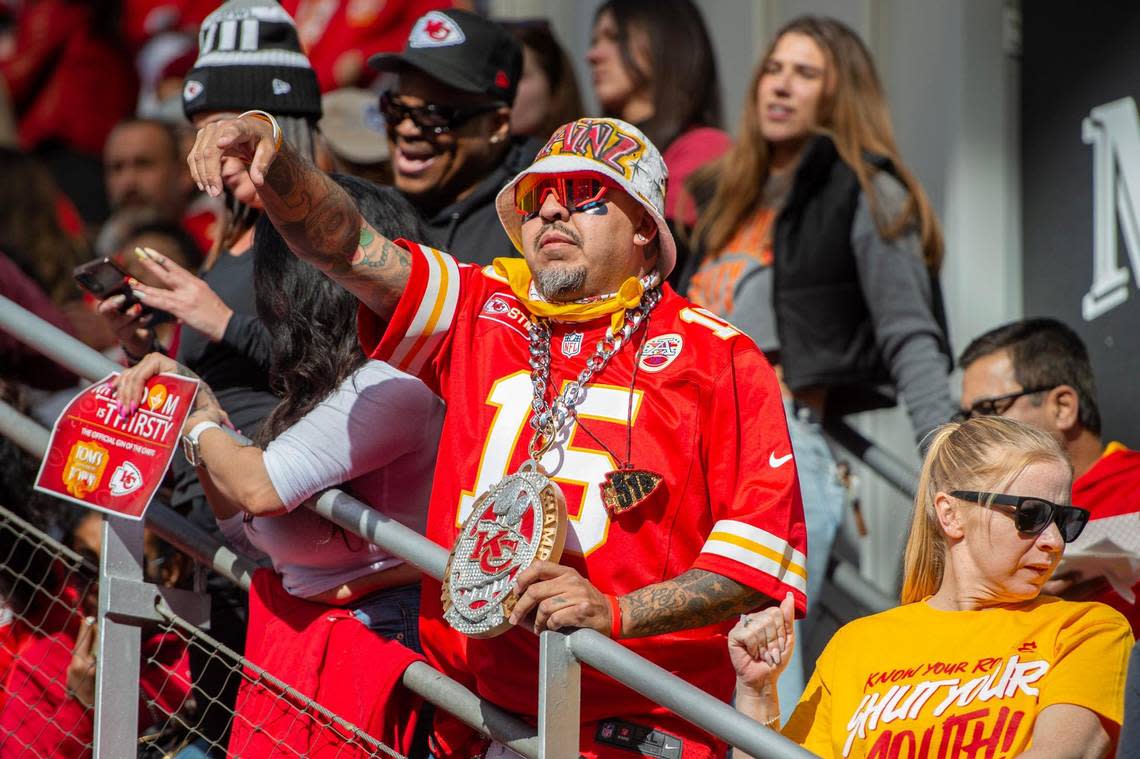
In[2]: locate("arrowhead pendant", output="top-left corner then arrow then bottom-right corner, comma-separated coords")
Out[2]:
600,468 -> 664,516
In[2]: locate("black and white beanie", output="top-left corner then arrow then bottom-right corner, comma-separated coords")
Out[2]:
182,0 -> 322,122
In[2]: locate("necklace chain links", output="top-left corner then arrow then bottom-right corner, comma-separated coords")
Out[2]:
526,288 -> 661,459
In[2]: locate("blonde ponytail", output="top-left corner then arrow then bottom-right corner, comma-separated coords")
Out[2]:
899,417 -> 1069,605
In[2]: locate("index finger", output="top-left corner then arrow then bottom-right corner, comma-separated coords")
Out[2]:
513,560 -> 572,592
136,248 -> 191,287
247,134 -> 279,187
113,353 -> 166,409
74,616 -> 96,655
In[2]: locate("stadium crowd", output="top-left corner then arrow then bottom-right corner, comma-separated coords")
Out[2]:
0,1 -> 1137,758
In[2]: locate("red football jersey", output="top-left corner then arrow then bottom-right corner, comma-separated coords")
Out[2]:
359,242 -> 808,754
1072,443 -> 1140,635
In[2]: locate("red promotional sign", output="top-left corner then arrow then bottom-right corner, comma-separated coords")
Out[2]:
34,373 -> 198,520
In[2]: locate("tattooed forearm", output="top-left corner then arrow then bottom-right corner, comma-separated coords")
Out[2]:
621,569 -> 771,638
256,143 -> 411,319
262,146 -> 359,264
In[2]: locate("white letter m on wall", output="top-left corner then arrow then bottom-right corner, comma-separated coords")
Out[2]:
1082,97 -> 1140,321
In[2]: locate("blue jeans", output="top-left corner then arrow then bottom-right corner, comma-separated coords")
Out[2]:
352,583 -> 423,653
779,401 -> 846,708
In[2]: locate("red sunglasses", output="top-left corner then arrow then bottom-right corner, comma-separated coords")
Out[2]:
516,175 -> 610,221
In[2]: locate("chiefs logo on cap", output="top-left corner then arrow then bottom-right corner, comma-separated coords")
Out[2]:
409,11 -> 466,48
494,70 -> 510,89
182,80 -> 204,102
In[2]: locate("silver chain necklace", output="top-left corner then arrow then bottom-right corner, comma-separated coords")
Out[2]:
526,287 -> 662,459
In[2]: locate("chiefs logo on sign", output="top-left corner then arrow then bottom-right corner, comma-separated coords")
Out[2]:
442,465 -> 566,637
408,11 -> 466,48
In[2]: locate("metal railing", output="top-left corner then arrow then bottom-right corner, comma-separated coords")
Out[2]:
822,420 -> 918,502
0,396 -> 539,756
0,294 -> 833,758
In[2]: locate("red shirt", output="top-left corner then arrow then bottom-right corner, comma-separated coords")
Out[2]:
662,126 -> 732,228
359,243 -> 807,758
228,570 -> 425,758
0,0 -> 137,156
1072,442 -> 1140,636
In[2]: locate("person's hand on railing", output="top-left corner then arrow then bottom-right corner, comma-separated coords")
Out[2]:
112,352 -> 228,431
509,560 -> 618,637
128,247 -> 234,343
728,591 -> 796,744
66,616 -> 97,709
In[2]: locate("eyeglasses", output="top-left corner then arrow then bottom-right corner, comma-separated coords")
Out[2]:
516,175 -> 610,221
952,386 -> 1057,423
949,490 -> 1089,543
379,90 -> 502,135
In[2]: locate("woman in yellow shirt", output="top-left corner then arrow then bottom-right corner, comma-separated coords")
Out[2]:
731,416 -> 1132,758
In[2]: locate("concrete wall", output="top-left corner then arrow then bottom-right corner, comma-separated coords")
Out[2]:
489,0 -> 1022,594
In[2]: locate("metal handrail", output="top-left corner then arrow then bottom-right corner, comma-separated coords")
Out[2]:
0,399 -> 541,757
0,295 -> 122,380
822,418 -> 919,501
0,399 -> 262,590
0,295 -> 814,758
314,486 -> 814,759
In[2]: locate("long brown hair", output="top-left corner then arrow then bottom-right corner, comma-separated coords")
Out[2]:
691,16 -> 943,269
0,148 -> 89,304
594,0 -> 723,151
900,417 -> 1070,605
505,20 -> 585,141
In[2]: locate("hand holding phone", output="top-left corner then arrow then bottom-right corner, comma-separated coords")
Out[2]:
73,257 -> 174,325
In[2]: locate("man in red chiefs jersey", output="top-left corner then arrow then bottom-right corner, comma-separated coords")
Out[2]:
187,114 -> 808,759
959,318 -> 1140,635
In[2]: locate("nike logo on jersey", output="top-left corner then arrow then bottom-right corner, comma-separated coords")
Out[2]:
769,451 -> 793,468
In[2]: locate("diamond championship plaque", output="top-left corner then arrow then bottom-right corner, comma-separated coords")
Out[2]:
442,464 -> 567,638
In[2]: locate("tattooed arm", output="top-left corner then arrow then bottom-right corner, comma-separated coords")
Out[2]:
510,561 -> 772,638
620,569 -> 771,638
186,115 -> 410,321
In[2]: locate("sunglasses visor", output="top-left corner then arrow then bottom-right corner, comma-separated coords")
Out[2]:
950,491 -> 1090,543
517,175 -> 608,216
379,91 -> 456,130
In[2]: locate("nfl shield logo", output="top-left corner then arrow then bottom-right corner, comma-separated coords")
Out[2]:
561,332 -> 583,358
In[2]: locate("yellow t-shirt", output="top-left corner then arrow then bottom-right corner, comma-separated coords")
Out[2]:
782,597 -> 1131,758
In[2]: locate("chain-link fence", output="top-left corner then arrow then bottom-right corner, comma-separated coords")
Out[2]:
141,604 -> 407,759
0,503 -> 409,759
0,505 -> 97,757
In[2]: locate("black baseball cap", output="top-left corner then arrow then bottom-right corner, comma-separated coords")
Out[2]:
368,9 -> 522,105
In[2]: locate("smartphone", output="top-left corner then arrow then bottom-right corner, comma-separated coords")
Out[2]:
73,258 -> 174,324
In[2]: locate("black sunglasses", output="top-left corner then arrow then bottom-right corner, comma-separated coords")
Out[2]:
949,490 -> 1089,543
952,386 -> 1057,423
379,90 -> 503,136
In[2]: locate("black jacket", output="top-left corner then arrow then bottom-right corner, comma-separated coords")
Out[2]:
421,137 -> 539,267
773,136 -> 950,415
682,135 -> 952,419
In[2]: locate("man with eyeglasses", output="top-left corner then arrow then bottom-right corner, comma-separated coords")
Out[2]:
186,113 -> 808,758
959,317 -> 1140,635
367,9 -> 540,266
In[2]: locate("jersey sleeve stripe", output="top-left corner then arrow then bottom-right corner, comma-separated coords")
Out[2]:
705,531 -> 807,581
387,245 -> 459,372
705,519 -> 808,569
701,538 -> 808,595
